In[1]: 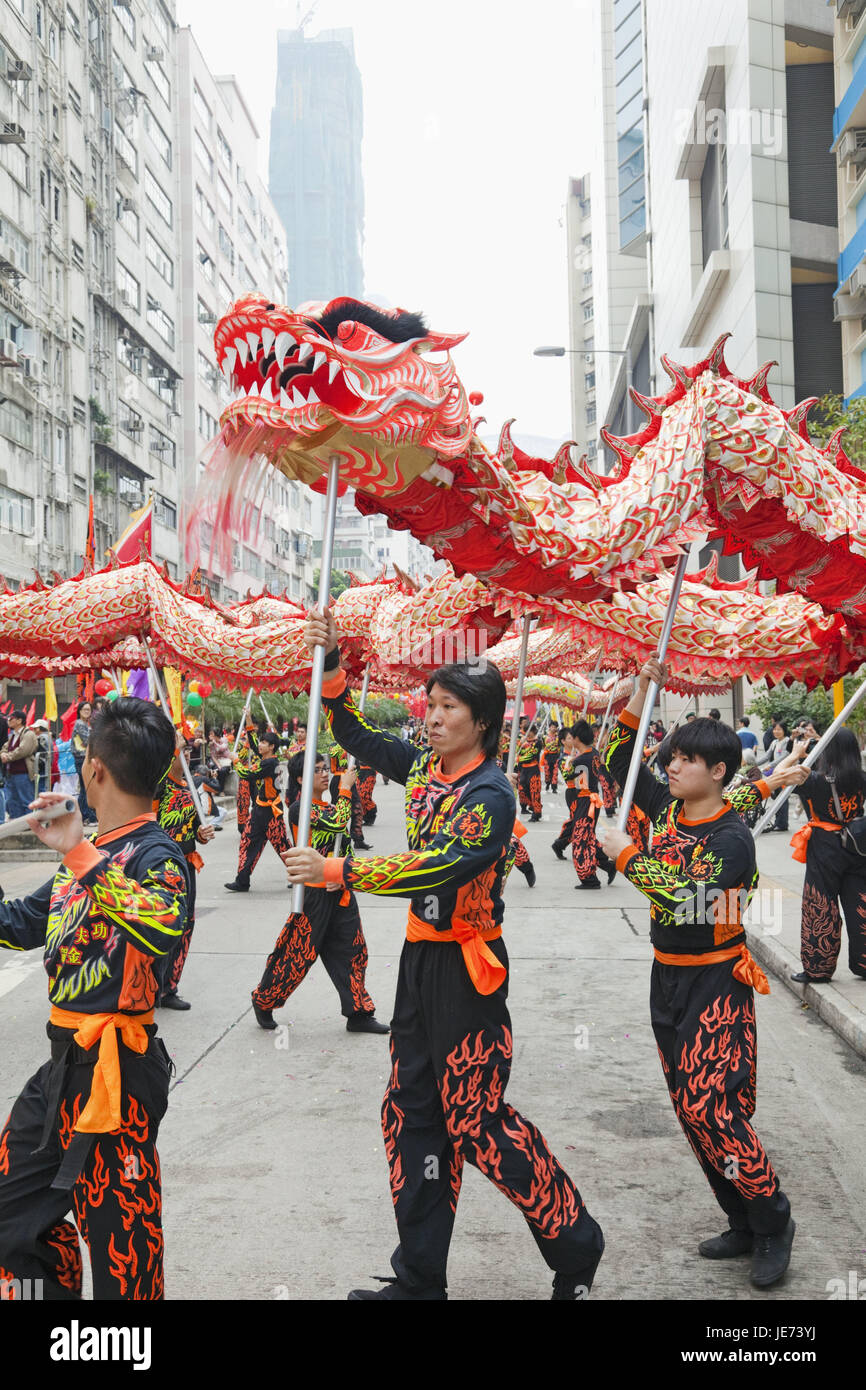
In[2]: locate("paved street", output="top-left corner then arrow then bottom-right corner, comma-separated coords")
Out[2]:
2,778 -> 866,1302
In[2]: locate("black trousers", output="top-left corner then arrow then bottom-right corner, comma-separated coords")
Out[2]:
800,829 -> 866,978
252,887 -> 374,1017
651,958 -> 790,1236
236,809 -> 288,887
0,1025 -> 170,1300
382,936 -> 604,1294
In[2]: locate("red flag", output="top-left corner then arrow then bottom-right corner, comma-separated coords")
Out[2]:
61,702 -> 79,740
85,494 -> 95,569
25,699 -> 36,725
112,498 -> 153,565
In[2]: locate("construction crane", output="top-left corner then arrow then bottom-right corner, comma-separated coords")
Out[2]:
296,1 -> 318,33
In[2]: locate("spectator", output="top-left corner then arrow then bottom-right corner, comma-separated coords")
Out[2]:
708,708 -> 721,721
208,727 -> 232,793
32,718 -> 54,795
0,710 -> 39,819
737,716 -> 759,754
763,714 -> 780,754
72,700 -> 96,825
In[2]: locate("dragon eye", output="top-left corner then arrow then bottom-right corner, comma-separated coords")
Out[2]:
337,321 -> 356,340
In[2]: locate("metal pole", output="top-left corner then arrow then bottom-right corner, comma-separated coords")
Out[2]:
231,689 -> 253,758
625,345 -> 635,437
579,650 -> 603,718
752,675 -> 866,837
616,547 -> 691,832
506,615 -> 533,779
333,664 -> 371,859
597,680 -> 619,747
141,639 -> 211,825
258,693 -> 275,730
292,454 -> 340,915
645,694 -> 695,769
6,798 -> 76,840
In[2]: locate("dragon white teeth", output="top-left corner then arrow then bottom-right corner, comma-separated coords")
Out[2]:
246,331 -> 260,359
306,387 -> 320,405
260,376 -> 275,402
297,341 -> 314,363
291,385 -> 306,407
246,382 -> 259,398
223,345 -> 237,375
279,389 -> 290,409
235,336 -> 249,366
328,359 -> 341,384
261,326 -> 275,357
274,331 -> 293,370
313,352 -> 326,373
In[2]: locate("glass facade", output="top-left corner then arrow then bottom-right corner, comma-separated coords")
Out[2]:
614,0 -> 646,250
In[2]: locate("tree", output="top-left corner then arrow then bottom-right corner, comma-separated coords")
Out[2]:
312,568 -> 351,602
809,393 -> 866,467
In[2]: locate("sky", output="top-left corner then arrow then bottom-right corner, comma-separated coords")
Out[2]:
175,0 -> 596,446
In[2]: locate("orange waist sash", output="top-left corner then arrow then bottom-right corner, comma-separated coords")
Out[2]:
406,910 -> 505,996
653,944 -> 769,994
790,819 -> 839,863
48,1006 -> 154,1133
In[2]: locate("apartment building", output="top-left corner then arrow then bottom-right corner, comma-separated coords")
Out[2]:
830,0 -> 866,400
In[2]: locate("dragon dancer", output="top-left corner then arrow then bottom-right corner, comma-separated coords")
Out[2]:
153,737 -> 215,1010
568,720 -> 616,891
597,659 -> 795,1289
542,721 -> 560,791
251,754 -> 388,1035
284,609 -> 604,1301
515,723 -> 543,822
226,730 -> 289,893
0,697 -> 188,1301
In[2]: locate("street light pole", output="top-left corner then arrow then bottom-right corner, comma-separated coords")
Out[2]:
534,344 -> 637,438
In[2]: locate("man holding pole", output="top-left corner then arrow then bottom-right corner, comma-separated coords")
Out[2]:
597,658 -> 795,1289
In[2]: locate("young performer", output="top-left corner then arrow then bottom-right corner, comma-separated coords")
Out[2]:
233,723 -> 260,832
552,760 -> 580,860
153,738 -> 215,1010
251,755 -> 388,1034
569,720 -> 616,890
542,721 -> 560,791
285,609 -> 605,1301
329,742 -> 372,850
598,658 -> 795,1288
357,762 -> 378,825
225,730 -> 289,892
0,697 -> 188,1300
516,724 -> 543,822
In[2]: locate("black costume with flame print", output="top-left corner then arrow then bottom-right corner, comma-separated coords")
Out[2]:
320,656 -> 604,1297
154,772 -> 208,994
792,771 -> 866,979
605,710 -> 790,1237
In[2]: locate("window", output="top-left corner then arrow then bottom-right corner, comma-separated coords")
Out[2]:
73,396 -> 87,424
116,260 -> 140,311
0,481 -> 34,528
114,122 -> 138,175
150,3 -> 170,46
193,84 -> 211,129
154,494 -> 177,528
149,424 -> 175,468
582,299 -> 594,322
71,240 -> 85,270
144,167 -> 172,225
146,229 -> 173,286
219,275 -> 233,307
53,186 -> 61,223
217,127 -> 232,170
197,349 -> 219,392
217,172 -> 232,213
117,334 -> 144,375
218,223 -> 235,270
240,175 -> 255,214
118,472 -> 143,507
119,402 -> 143,441
117,198 -> 139,242
147,358 -> 174,403
197,296 -> 215,326
143,106 -> 171,168
194,130 -> 213,180
36,3 -> 43,39
69,161 -> 84,195
198,244 -> 215,284
146,297 -> 174,348
71,318 -> 85,348
68,83 -> 82,118
0,217 -> 31,275
701,128 -> 728,267
67,4 -> 82,40
586,403 -> 597,425
238,212 -> 256,251
147,58 -> 170,107
237,256 -> 252,288
114,3 -> 135,45
198,405 -> 218,438
195,186 -> 215,232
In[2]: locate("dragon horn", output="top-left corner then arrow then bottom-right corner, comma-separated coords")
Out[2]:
629,387 -> 663,424
660,354 -> 691,390
599,427 -> 639,467
497,417 -> 516,459
745,361 -> 775,401
823,425 -> 848,459
785,397 -> 819,440
707,332 -> 732,373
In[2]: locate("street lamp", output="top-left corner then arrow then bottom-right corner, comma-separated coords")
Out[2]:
533,343 -> 636,437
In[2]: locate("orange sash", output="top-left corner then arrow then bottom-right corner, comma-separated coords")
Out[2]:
186,850 -> 204,873
653,944 -> 770,994
406,910 -> 505,995
789,819 -> 839,863
49,1006 -> 154,1133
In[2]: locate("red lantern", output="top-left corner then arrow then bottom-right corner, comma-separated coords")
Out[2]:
198,680 -> 213,698
94,679 -> 113,696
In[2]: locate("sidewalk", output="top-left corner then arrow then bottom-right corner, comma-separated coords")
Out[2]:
750,821 -> 866,1061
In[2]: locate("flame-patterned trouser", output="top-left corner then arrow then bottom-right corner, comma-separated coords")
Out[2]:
799,830 -> 866,979
518,763 -> 542,816
543,752 -> 559,790
164,872 -> 196,996
0,1031 -> 170,1300
236,777 -> 251,831
381,937 -> 604,1295
571,809 -> 614,885
358,768 -> 377,822
651,959 -> 790,1236
252,887 -> 374,1017
236,810 -> 289,887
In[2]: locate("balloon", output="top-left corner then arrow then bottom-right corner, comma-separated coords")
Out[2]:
106,689 -> 120,701
186,691 -> 203,707
198,680 -> 213,698
188,680 -> 200,694
94,679 -> 112,696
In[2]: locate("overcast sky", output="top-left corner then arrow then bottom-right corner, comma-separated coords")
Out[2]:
175,0 -> 596,445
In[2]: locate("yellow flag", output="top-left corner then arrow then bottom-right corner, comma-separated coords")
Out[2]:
44,677 -> 58,722
164,667 -> 183,726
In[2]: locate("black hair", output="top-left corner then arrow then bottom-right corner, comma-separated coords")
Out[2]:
309,298 -> 428,345
288,750 -> 325,784
772,719 -> 788,736
708,708 -> 721,720
739,716 -> 749,727
656,739 -> 674,772
87,696 -> 176,799
425,662 -> 506,760
668,717 -> 743,787
815,728 -> 866,799
572,719 -> 594,745
9,708 -> 25,722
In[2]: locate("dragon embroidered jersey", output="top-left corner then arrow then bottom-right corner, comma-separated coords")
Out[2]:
320,664 -> 515,933
605,710 -> 759,956
289,790 -> 353,858
235,736 -> 261,782
154,773 -> 201,859
0,818 -> 189,1012
515,735 -> 542,767
794,771 -> 866,824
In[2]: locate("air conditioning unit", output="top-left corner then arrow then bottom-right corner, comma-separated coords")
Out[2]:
0,122 -> 26,145
24,359 -> 42,383
118,196 -> 136,214
838,128 -> 866,166
0,242 -> 17,271
120,289 -> 138,309
6,60 -> 33,82
849,262 -> 866,296
0,339 -> 19,364
145,45 -> 164,61
123,417 -> 144,434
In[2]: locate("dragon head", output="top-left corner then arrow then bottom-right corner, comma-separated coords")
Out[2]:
211,293 -> 471,494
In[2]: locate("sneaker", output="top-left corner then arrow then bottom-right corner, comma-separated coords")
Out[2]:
750,1218 -> 795,1288
698,1229 -> 754,1259
225,881 -> 249,892
251,996 -> 278,1031
790,971 -> 831,983
530,813 -> 542,822
551,842 -> 566,861
346,1012 -> 390,1034
575,878 -> 601,890
353,840 -> 373,851
348,1277 -> 446,1301
160,991 -> 191,1011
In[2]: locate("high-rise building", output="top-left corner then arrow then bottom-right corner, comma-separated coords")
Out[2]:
269,25 -> 364,305
565,174 -> 598,459
830,0 -> 866,400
